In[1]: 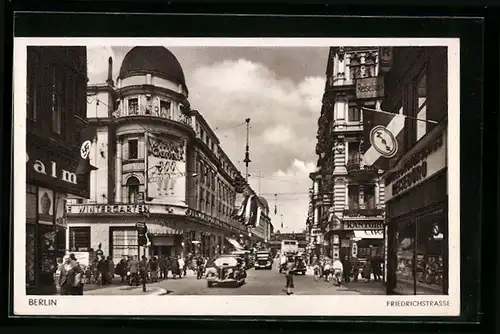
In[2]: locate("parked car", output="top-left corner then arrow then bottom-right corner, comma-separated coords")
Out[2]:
206,255 -> 247,288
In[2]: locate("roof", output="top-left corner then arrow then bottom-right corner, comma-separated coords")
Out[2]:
118,46 -> 186,88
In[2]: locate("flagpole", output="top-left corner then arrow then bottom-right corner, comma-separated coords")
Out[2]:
360,106 -> 438,124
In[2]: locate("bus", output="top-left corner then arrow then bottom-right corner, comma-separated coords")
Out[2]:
281,240 -> 299,255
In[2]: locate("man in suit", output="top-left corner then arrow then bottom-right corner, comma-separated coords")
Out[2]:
58,255 -> 83,295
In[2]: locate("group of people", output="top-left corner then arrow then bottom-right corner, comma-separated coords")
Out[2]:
311,255 -> 384,285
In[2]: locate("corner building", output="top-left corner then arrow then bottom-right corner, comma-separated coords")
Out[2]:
65,47 -> 255,264
26,46 -> 90,294
381,47 -> 448,295
310,47 -> 385,263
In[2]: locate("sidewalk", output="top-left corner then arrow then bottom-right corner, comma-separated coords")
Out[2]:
341,280 -> 386,295
85,284 -> 167,296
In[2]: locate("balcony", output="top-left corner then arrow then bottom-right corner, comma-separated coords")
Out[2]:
345,157 -> 378,182
343,207 -> 383,217
113,105 -> 193,129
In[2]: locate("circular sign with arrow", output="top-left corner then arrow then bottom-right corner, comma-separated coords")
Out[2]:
370,125 -> 398,158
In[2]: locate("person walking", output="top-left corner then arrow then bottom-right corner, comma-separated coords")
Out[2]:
149,257 -> 159,283
58,255 -> 84,295
116,257 -> 127,283
98,255 -> 109,285
362,258 -> 373,283
128,255 -> 140,286
171,255 -> 180,279
139,255 -> 148,292
165,255 -> 172,279
351,258 -> 360,282
284,257 -> 296,295
158,256 -> 166,280
332,258 -> 344,286
178,256 -> 186,277
342,256 -> 352,284
107,256 -> 115,284
372,256 -> 382,282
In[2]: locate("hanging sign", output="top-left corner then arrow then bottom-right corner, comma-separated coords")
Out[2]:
379,47 -> 393,73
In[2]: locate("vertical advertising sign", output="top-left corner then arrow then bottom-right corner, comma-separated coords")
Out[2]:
146,133 -> 187,206
378,47 -> 393,73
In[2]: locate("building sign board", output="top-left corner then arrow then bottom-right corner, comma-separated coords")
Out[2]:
355,76 -> 385,99
65,203 -> 246,233
344,221 -> 384,230
27,141 -> 90,198
146,133 -> 187,205
385,127 -> 447,201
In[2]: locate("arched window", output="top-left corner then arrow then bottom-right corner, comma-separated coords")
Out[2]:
126,176 -> 140,203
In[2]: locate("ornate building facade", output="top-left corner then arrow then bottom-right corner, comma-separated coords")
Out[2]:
64,47 -> 271,264
309,47 -> 386,263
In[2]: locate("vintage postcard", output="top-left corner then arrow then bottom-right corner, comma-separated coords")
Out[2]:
13,37 -> 460,316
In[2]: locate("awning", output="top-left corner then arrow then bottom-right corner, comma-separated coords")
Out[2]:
353,230 -> 384,240
146,223 -> 183,236
225,237 -> 244,250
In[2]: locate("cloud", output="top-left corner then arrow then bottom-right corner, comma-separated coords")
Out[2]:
87,46 -> 116,84
187,59 -> 323,233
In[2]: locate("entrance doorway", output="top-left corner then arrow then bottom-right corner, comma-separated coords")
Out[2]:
151,246 -> 173,258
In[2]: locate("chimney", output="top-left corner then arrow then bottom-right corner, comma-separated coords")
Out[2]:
106,57 -> 114,86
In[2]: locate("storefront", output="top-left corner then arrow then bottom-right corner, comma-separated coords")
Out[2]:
337,220 -> 384,262
26,141 -> 90,295
385,122 -> 448,295
65,203 -> 246,264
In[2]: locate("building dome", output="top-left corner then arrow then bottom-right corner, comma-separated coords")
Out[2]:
257,196 -> 270,215
118,46 -> 186,87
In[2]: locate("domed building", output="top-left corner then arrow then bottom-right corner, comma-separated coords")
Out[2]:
65,46 -> 273,262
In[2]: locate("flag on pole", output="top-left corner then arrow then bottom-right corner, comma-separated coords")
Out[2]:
362,107 -> 405,171
244,195 -> 255,226
76,125 -> 98,175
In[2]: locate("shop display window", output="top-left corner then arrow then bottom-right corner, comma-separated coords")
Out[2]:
395,220 -> 415,287
111,228 -> 138,264
415,219 -> 445,294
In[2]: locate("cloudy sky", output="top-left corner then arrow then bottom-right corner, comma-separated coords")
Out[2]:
87,45 -> 329,233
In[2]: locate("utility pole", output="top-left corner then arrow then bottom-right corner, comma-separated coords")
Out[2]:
258,170 -> 261,195
244,118 -> 251,181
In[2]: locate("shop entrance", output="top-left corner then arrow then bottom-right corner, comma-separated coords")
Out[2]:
151,246 -> 173,258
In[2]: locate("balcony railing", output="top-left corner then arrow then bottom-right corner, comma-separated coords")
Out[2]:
113,105 -> 193,128
343,207 -> 383,217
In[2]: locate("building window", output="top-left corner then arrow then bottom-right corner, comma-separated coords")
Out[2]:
348,141 -> 361,163
348,185 -> 360,210
363,184 -> 376,209
200,128 -> 205,141
128,98 -> 139,115
126,176 -> 140,203
128,139 -> 138,160
160,100 -> 171,118
69,226 -> 91,252
207,169 -> 211,188
27,51 -> 39,122
348,106 -> 360,122
199,190 -> 205,212
415,70 -> 428,141
111,228 -> 138,264
51,66 -> 64,134
212,195 -> 216,216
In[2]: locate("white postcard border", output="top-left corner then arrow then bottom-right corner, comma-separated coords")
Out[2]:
13,37 -> 460,317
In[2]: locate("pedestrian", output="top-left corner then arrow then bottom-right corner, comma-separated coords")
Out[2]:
59,255 -> 84,295
313,262 -> 321,281
165,255 -> 172,279
98,255 -> 109,285
128,255 -> 140,286
116,257 -> 127,283
107,256 -> 115,284
150,257 -> 159,282
178,256 -> 185,277
323,259 -> 332,282
158,256 -> 166,279
91,257 -> 99,284
342,256 -> 351,283
171,255 -> 180,279
372,256 -> 381,282
362,258 -> 372,283
139,255 -> 148,292
284,257 -> 296,295
332,258 -> 344,286
351,258 -> 360,282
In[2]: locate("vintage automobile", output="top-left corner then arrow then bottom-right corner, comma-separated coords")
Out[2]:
290,254 -> 307,275
254,249 -> 273,270
206,255 -> 247,288
230,250 -> 253,269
